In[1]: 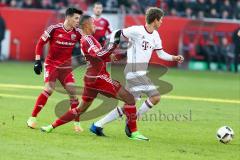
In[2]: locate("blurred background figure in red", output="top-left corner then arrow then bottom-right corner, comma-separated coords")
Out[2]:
0,13 -> 6,61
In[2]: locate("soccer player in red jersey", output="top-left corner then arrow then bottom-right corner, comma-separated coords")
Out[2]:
92,2 -> 112,46
27,8 -> 84,132
41,15 -> 149,141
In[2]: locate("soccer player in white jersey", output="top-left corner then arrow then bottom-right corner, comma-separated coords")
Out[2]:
90,7 -> 184,139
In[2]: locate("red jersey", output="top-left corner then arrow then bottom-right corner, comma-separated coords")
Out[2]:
35,23 -> 82,67
80,35 -> 121,102
93,17 -> 111,42
80,35 -> 116,80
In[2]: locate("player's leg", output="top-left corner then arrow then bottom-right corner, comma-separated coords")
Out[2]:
27,82 -> 55,128
92,78 -> 141,129
41,86 -> 97,133
63,71 -> 83,132
54,100 -> 91,128
135,75 -> 160,117
92,75 -> 145,129
59,70 -> 80,120
137,93 -> 160,118
116,86 -> 137,130
90,86 -> 128,136
65,83 -> 84,132
93,106 -> 123,129
91,79 -> 148,140
90,78 -> 125,135
27,64 -> 57,128
93,91 -> 142,129
116,87 -> 149,141
89,78 -> 135,132
41,100 -> 92,133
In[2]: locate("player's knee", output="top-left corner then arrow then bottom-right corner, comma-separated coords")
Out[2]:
150,95 -> 161,105
65,85 -> 76,96
44,87 -> 54,95
125,93 -> 135,105
67,88 -> 76,97
44,83 -> 55,94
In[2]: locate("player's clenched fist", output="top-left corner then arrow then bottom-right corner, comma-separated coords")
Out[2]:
34,60 -> 42,75
173,55 -> 184,63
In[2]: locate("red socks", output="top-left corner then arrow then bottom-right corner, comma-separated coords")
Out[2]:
32,90 -> 51,117
70,98 -> 80,122
124,104 -> 137,132
32,90 -> 80,122
52,108 -> 79,128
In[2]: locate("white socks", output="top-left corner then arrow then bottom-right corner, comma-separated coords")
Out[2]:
137,98 -> 154,117
94,107 -> 123,128
94,98 -> 154,128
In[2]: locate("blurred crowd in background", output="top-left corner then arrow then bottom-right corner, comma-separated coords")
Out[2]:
0,0 -> 239,72
164,0 -> 240,20
0,0 -> 239,19
181,29 -> 240,72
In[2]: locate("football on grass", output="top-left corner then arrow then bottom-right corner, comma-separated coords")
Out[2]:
217,126 -> 234,144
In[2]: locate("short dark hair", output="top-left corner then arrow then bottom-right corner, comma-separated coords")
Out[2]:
65,8 -> 83,17
79,14 -> 92,29
145,7 -> 164,24
94,2 -> 103,7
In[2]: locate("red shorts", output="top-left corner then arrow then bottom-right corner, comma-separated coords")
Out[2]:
82,74 -> 122,102
44,64 -> 75,86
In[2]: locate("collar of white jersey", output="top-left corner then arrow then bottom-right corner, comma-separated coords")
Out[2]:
143,25 -> 153,34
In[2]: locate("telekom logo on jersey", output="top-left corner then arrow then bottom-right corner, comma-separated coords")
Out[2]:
142,41 -> 152,50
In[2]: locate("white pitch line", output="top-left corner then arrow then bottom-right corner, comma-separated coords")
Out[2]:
0,93 -> 61,102
163,95 -> 240,104
0,83 -> 239,104
0,93 -> 239,105
0,83 -> 42,90
0,93 -> 36,100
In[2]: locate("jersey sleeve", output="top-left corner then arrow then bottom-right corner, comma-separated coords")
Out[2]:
35,25 -> 56,56
154,32 -> 163,50
40,25 -> 56,42
35,38 -> 48,56
83,36 -> 117,60
122,26 -> 138,39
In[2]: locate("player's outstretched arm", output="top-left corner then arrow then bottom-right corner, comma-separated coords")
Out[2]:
156,49 -> 184,63
173,55 -> 184,63
98,29 -> 121,58
95,43 -> 118,59
85,34 -> 121,60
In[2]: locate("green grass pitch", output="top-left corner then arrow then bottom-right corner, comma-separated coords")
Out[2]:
0,61 -> 239,160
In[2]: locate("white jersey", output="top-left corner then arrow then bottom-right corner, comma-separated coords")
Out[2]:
122,25 -> 163,64
121,25 -> 163,80
110,26 -> 170,98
